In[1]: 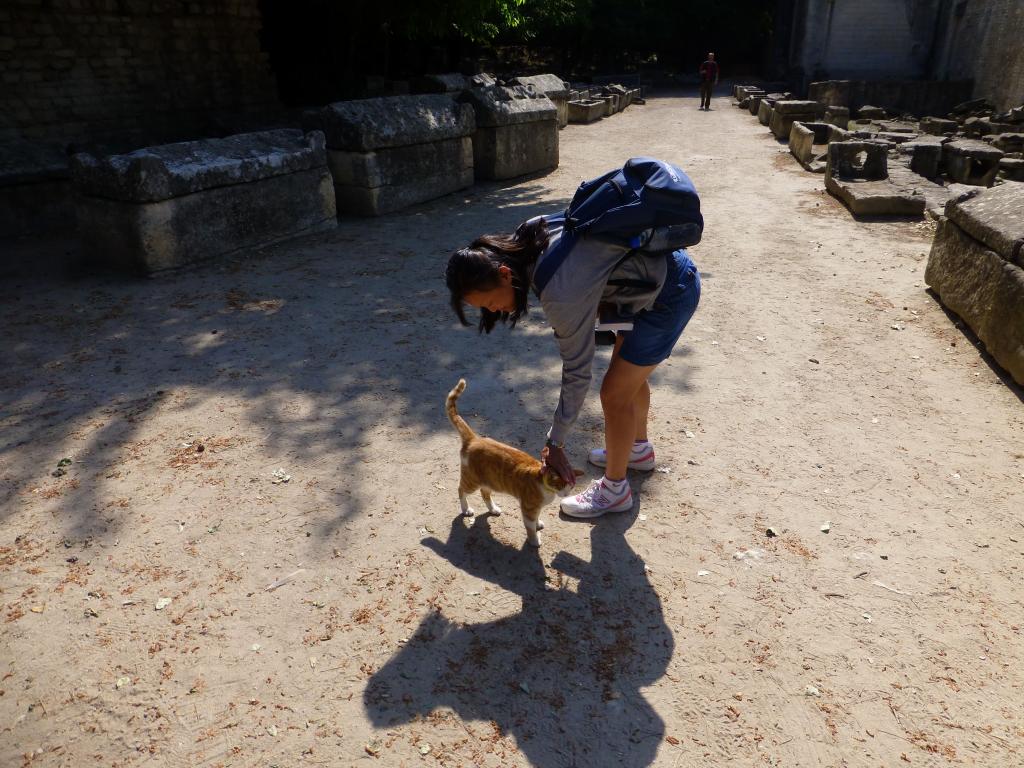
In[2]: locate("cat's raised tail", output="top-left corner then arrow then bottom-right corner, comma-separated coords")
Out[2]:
446,379 -> 476,445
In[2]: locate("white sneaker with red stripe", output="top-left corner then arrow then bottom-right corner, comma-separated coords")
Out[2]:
560,477 -> 634,518
588,441 -> 656,471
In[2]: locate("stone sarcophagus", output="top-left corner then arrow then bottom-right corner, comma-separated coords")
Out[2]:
824,140 -> 926,216
512,74 -> 571,128
460,85 -> 559,180
789,121 -> 847,172
769,100 -> 826,140
925,183 -> 1024,385
942,140 -> 1004,187
304,94 -> 475,216
71,129 -> 336,273
567,99 -> 605,124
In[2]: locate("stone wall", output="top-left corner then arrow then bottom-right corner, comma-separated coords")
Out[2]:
785,0 -> 1024,111
808,80 -> 973,117
0,0 -> 281,149
789,0 -> 941,86
932,0 -> 1024,112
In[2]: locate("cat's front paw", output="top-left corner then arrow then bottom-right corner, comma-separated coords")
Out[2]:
461,506 -> 475,518
487,502 -> 502,516
526,532 -> 541,548
536,518 -> 545,531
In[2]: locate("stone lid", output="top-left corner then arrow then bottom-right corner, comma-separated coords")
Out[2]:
0,141 -> 70,186
773,100 -> 825,116
989,133 -> 1024,152
944,139 -> 1003,159
512,74 -> 569,99
305,94 -> 475,152
71,129 -> 327,203
460,85 -> 557,127
946,183 -> 1024,264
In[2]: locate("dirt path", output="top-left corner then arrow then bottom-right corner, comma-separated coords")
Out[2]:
3,90 -> 1023,768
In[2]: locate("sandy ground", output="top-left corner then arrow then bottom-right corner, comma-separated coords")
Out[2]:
2,90 -> 1024,768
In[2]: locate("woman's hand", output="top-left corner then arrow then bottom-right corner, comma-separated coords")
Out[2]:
541,444 -> 576,487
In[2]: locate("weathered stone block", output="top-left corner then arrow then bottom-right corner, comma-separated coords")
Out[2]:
789,121 -> 834,172
757,99 -> 773,126
304,94 -> 475,153
943,140 -> 1004,187
925,217 -> 1024,385
827,140 -> 888,180
773,100 -> 825,116
900,136 -> 945,179
473,120 -> 558,181
327,136 -> 472,216
71,129 -> 327,203
567,99 -> 605,124
76,165 -> 335,273
825,141 -> 925,216
920,116 -> 957,135
769,101 -> 825,140
944,182 -> 1024,266
824,105 -> 849,128
856,105 -> 887,119
1000,157 -> 1024,182
513,74 -> 570,128
989,133 -> 1024,154
304,95 -> 476,215
460,84 -> 558,180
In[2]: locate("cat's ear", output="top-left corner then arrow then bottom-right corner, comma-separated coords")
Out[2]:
573,468 -> 584,477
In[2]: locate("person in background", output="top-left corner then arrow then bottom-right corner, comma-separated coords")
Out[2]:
699,52 -> 719,111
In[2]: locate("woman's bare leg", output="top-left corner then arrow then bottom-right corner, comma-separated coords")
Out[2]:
601,349 -> 657,481
612,334 -> 652,443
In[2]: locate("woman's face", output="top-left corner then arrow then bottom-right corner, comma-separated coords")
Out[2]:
462,265 -> 516,314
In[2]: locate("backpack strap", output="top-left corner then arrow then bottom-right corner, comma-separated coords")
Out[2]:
531,229 -> 577,298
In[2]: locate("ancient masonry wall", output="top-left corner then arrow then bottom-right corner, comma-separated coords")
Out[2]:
0,0 -> 281,148
792,0 -> 941,84
933,0 -> 1024,112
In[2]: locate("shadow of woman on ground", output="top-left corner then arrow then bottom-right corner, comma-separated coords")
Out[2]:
365,504 -> 673,767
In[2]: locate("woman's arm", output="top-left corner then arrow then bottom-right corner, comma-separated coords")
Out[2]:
544,296 -> 601,446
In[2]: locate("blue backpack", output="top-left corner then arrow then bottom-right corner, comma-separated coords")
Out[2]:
532,157 -> 703,296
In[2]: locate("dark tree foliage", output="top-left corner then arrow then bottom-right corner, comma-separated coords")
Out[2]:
260,0 -> 777,107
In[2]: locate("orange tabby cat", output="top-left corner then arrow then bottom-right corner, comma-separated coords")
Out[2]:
446,379 -> 582,547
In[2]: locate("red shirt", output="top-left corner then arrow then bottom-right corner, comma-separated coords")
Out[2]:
700,60 -> 719,82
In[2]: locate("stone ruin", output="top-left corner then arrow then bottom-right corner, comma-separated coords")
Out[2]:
733,82 -> 1024,218
565,82 -> 644,125
459,84 -> 559,180
769,100 -> 827,140
823,141 -> 928,217
71,129 -> 336,273
789,121 -> 849,173
303,94 -> 475,216
3,65 -> 659,271
735,81 -> 1024,384
511,74 -> 571,128
925,183 -> 1024,386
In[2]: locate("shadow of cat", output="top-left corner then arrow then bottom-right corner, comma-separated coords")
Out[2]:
364,508 -> 673,768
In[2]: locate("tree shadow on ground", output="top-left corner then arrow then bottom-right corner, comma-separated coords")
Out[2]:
365,503 -> 672,768
0,179 -> 573,544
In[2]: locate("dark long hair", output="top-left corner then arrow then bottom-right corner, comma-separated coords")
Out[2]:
445,218 -> 549,333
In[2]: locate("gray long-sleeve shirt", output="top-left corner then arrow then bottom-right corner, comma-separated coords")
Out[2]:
531,213 -> 669,445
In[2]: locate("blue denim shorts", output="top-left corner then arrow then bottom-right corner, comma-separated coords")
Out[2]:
618,250 -> 701,367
